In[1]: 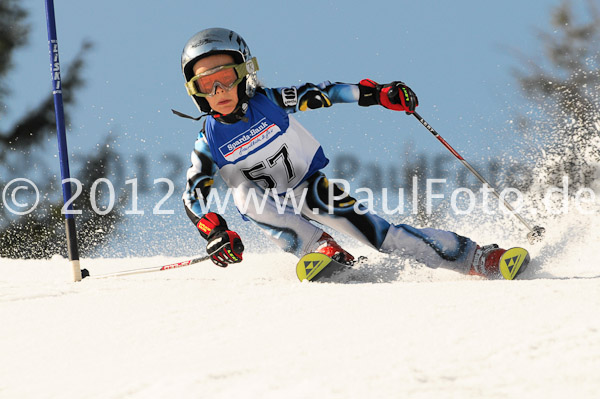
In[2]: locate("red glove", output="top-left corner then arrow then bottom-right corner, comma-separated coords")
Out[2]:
206,229 -> 244,267
196,212 -> 244,267
358,79 -> 419,113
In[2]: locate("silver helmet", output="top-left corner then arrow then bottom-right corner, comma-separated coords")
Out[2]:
181,28 -> 259,113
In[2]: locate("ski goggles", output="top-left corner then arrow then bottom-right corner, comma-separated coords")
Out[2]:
185,57 -> 259,97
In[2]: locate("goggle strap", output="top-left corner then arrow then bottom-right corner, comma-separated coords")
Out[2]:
234,57 -> 259,79
171,108 -> 207,121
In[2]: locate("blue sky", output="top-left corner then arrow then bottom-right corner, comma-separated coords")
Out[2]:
2,0 -> 565,255
7,0 -> 561,163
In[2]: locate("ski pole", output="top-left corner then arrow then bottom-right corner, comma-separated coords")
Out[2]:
45,0 -> 82,281
81,255 -> 211,279
411,112 -> 545,244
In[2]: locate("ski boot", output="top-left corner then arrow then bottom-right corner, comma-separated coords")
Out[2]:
469,244 -> 506,278
315,232 -> 355,265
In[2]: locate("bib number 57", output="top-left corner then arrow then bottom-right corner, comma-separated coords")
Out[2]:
241,144 -> 295,189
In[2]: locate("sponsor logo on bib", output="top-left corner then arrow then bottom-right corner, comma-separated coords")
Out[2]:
219,117 -> 281,162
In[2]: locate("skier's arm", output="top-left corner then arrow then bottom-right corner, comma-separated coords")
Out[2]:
260,82 -> 360,113
260,79 -> 418,114
182,134 -> 244,267
182,133 -> 219,227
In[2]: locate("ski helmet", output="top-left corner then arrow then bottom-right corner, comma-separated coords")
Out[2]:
181,28 -> 259,114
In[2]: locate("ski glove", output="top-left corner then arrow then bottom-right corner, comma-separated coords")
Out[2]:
206,229 -> 244,267
196,212 -> 244,267
358,79 -> 419,113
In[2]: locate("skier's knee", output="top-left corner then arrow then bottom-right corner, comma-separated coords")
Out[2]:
306,172 -> 357,214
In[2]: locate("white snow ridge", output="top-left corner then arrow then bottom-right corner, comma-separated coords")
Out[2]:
1,206 -> 599,399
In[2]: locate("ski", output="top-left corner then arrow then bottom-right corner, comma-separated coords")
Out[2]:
296,252 -> 354,282
499,247 -> 530,280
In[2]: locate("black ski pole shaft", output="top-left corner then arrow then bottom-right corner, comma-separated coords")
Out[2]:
411,111 -> 545,243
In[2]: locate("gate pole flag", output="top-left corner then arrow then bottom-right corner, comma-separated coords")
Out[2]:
44,0 -> 82,281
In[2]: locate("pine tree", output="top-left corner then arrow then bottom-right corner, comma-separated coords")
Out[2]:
514,0 -> 600,192
0,2 -> 124,258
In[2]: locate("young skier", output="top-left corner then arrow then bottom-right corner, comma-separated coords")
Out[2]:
179,27 -> 523,280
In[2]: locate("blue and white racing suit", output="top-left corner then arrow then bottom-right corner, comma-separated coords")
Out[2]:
182,82 -> 476,273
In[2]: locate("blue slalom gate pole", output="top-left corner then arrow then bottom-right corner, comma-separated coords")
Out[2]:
45,0 -> 82,281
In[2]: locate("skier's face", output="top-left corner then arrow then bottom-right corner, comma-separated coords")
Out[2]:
192,54 -> 239,115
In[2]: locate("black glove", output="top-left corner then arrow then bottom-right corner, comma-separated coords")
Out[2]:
196,212 -> 244,267
358,79 -> 419,113
206,228 -> 244,267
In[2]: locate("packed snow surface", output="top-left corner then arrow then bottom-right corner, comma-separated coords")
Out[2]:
2,207 -> 600,399
1,194 -> 600,399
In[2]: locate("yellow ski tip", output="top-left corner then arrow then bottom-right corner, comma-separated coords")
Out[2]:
499,247 -> 530,280
296,253 -> 334,281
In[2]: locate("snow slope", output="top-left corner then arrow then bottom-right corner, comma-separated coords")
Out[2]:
2,208 -> 599,399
